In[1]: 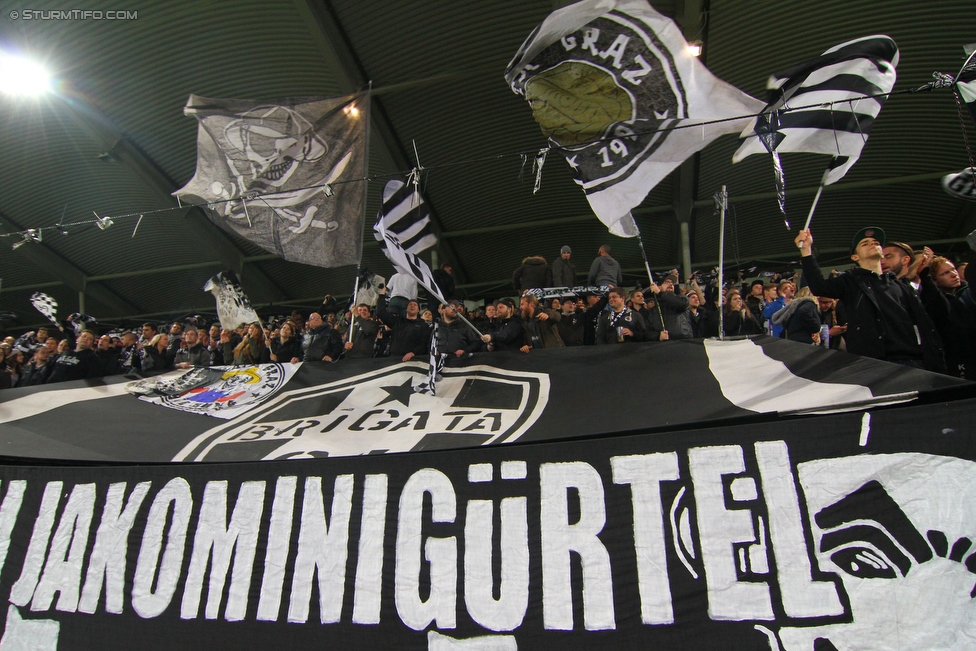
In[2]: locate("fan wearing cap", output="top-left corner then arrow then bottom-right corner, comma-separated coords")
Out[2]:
795,227 -> 945,372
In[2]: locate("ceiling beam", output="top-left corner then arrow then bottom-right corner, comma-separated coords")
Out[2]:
0,210 -> 140,316
54,90 -> 289,304
293,0 -> 472,282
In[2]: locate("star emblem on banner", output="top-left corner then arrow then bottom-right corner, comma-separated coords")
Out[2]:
376,377 -> 415,408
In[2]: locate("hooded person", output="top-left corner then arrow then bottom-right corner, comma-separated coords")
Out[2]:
513,255 -> 549,294
770,286 -> 822,344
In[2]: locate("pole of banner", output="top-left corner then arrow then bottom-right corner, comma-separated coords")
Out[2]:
799,182 -> 825,241
632,221 -> 666,331
454,311 -> 484,339
347,83 -> 373,349
715,185 -> 728,341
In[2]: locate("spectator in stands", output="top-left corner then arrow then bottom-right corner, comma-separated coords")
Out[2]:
267,321 -> 302,364
344,304 -> 380,358
797,227 -> 944,371
224,323 -> 268,365
518,295 -> 563,353
649,274 -> 691,339
481,298 -> 524,352
587,244 -> 623,287
167,322 -> 183,357
436,301 -> 481,358
303,313 -> 343,362
44,337 -> 59,358
557,296 -> 585,346
141,333 -> 173,373
174,326 -> 212,368
139,322 -> 158,346
17,346 -> 54,386
421,309 -> 434,324
817,296 -> 847,350
722,289 -> 764,337
745,280 -> 765,317
376,289 -> 432,362
95,334 -> 120,375
596,287 -> 646,344
763,280 -> 795,338
548,246 -> 576,287
48,330 -> 102,383
432,263 -> 456,305
881,241 -> 914,280
386,272 -> 419,317
6,349 -> 24,386
582,292 -> 609,345
916,250 -> 976,379
771,286 -> 821,343
513,256 -> 549,294
685,287 -> 713,338
117,332 -> 140,373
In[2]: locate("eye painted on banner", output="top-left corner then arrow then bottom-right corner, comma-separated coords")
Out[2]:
814,480 -> 933,581
820,534 -> 906,580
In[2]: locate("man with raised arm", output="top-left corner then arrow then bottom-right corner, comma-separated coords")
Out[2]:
795,227 -> 944,371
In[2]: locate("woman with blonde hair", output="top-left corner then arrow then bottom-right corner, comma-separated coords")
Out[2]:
772,286 -> 822,344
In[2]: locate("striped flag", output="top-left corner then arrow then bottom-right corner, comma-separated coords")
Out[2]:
373,180 -> 446,306
376,179 -> 437,254
733,35 -> 899,186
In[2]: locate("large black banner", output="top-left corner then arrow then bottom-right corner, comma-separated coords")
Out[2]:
0,338 -> 967,463
0,395 -> 973,649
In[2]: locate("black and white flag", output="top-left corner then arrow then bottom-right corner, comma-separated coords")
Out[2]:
373,183 -> 447,307
29,292 -> 58,326
175,92 -> 368,269
733,35 -> 899,186
203,271 -> 261,331
505,0 -> 763,237
376,179 -> 437,254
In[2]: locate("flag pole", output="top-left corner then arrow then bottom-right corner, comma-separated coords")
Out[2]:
632,221 -> 666,332
801,182 -> 825,234
347,83 -> 372,347
715,186 -> 728,341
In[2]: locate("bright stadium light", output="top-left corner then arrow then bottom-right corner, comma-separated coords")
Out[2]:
0,53 -> 52,96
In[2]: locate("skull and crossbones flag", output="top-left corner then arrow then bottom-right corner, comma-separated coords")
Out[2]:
175,92 -> 369,269
505,0 -> 763,237
29,292 -> 58,325
203,271 -> 261,331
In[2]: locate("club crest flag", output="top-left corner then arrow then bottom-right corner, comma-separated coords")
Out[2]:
733,35 -> 899,186
505,0 -> 763,237
204,271 -> 261,331
957,48 -> 976,129
175,92 -> 368,268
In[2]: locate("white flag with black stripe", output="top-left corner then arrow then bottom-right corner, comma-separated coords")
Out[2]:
373,183 -> 446,306
733,35 -> 899,185
375,179 -> 437,254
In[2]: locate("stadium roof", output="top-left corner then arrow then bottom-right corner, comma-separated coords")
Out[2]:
0,0 -> 973,327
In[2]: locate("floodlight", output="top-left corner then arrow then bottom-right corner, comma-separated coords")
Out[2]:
0,53 -> 51,96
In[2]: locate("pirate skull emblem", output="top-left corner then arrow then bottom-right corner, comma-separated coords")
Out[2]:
223,105 -> 328,190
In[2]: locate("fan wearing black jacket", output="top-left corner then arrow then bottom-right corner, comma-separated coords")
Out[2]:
376,290 -> 432,362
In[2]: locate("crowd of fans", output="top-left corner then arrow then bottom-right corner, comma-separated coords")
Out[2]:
1,226 -> 974,389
